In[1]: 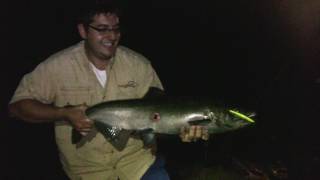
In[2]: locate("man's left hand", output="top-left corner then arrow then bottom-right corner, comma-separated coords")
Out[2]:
179,125 -> 209,142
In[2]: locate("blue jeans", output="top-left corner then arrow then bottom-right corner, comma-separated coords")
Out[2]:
141,155 -> 170,180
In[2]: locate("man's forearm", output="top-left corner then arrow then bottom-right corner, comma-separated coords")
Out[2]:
8,99 -> 66,123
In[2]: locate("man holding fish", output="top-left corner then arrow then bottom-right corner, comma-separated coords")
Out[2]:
8,1 -> 210,180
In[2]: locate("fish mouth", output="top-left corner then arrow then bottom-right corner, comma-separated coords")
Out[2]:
228,110 -> 256,123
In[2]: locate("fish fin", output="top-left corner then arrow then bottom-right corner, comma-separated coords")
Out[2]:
76,129 -> 98,148
72,128 -> 82,144
94,121 -> 132,151
71,128 -> 98,148
143,87 -> 166,99
188,119 -> 212,126
140,128 -> 156,146
109,129 -> 132,151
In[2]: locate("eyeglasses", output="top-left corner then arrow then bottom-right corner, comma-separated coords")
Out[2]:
88,24 -> 121,35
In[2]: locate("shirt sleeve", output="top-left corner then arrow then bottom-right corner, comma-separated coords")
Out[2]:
149,63 -> 163,90
136,62 -> 164,98
9,62 -> 56,104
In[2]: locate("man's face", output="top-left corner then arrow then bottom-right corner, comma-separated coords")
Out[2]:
79,13 -> 121,61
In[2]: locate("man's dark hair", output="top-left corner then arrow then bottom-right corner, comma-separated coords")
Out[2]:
77,0 -> 122,26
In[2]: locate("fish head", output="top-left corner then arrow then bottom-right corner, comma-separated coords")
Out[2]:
207,108 -> 256,133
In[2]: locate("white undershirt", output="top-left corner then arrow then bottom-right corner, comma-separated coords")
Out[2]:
90,63 -> 107,87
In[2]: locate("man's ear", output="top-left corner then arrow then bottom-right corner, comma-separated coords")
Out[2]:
78,24 -> 87,39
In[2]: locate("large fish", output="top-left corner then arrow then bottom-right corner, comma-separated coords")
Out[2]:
72,88 -> 255,150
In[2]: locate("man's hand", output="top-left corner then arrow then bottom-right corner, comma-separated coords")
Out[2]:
64,105 -> 93,136
180,125 -> 209,142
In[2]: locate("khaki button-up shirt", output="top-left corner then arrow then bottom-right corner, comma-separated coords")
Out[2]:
10,41 -> 163,180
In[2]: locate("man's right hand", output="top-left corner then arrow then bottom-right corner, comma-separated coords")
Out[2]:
64,105 -> 93,136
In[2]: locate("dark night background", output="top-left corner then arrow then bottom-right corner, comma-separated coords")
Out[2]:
1,0 -> 320,179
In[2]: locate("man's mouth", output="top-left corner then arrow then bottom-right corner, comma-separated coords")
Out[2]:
102,41 -> 113,47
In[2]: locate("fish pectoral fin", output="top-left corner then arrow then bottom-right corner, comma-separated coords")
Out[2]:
94,121 -> 132,151
140,128 -> 156,146
188,119 -> 212,126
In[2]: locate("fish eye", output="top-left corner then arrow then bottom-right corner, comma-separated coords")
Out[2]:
150,112 -> 161,122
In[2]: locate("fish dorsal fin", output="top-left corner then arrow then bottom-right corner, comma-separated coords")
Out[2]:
188,119 -> 212,126
94,121 -> 132,151
143,87 -> 166,99
140,128 -> 156,146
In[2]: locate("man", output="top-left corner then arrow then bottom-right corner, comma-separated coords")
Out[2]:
8,1 -> 208,180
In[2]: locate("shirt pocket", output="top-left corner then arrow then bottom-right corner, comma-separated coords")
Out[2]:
116,80 -> 140,100
55,86 -> 92,107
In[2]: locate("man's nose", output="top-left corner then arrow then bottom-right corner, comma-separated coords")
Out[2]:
104,30 -> 119,39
